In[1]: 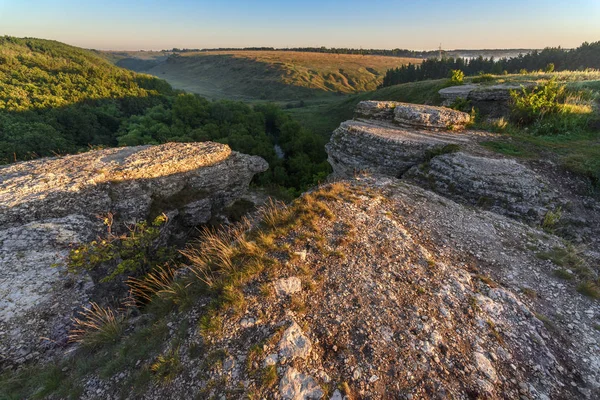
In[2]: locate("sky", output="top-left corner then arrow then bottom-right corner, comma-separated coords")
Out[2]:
0,0 -> 598,51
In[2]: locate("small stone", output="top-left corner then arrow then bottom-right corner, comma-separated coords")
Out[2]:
369,375 -> 379,383
264,353 -> 278,366
294,250 -> 307,261
330,389 -> 343,400
240,318 -> 256,328
274,277 -> 303,297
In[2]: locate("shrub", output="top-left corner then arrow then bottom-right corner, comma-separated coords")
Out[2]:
510,78 -> 566,125
545,63 -> 555,73
449,69 -> 464,85
449,97 -> 472,112
67,214 -> 176,282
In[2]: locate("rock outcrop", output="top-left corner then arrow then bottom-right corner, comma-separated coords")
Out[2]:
326,101 -> 475,179
327,101 -> 566,225
326,120 -> 473,178
439,83 -> 535,118
0,142 -> 267,368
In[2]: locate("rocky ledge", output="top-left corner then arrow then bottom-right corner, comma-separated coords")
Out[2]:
326,100 -> 563,224
0,142 -> 267,368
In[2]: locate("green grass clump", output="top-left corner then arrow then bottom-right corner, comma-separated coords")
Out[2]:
260,365 -> 278,389
472,73 -> 496,83
553,269 -> 574,280
480,140 -> 533,157
542,207 -> 562,232
150,348 -> 182,383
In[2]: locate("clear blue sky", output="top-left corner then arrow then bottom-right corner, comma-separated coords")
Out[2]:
0,0 -> 598,50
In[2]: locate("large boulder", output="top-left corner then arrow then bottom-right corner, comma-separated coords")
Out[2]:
0,142 -> 267,368
0,142 -> 267,227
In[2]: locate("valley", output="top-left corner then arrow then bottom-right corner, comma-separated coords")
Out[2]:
110,50 -> 421,101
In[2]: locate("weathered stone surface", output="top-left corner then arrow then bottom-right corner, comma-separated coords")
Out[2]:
474,351 -> 498,382
279,321 -> 312,360
329,390 -> 343,400
273,277 -> 302,297
0,142 -> 267,368
280,367 -> 324,400
0,142 -> 268,227
355,100 -> 470,131
437,84 -> 479,104
30,177 -> 598,399
326,120 -> 474,178
404,152 -> 560,222
355,100 -> 398,120
393,102 -> 470,130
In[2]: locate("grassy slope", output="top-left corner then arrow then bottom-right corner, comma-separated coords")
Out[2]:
287,79 -> 448,136
139,51 -> 421,101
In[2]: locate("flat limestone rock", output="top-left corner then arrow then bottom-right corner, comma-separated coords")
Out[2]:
354,100 -> 398,120
404,152 -> 560,222
326,120 -> 474,178
439,83 -> 535,117
0,142 -> 268,227
278,321 -> 312,361
279,367 -> 324,400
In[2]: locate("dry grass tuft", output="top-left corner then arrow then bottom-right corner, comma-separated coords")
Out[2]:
69,302 -> 124,347
127,265 -> 190,306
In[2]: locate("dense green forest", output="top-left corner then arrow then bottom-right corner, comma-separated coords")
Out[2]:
0,37 -> 329,194
380,41 -> 600,87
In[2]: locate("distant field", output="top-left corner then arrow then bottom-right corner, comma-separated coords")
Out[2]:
133,51 -> 421,101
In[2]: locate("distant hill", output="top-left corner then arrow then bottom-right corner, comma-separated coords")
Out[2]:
108,50 -> 422,101
0,37 -> 172,112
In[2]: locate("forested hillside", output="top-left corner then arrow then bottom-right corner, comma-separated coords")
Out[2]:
0,37 -> 329,194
